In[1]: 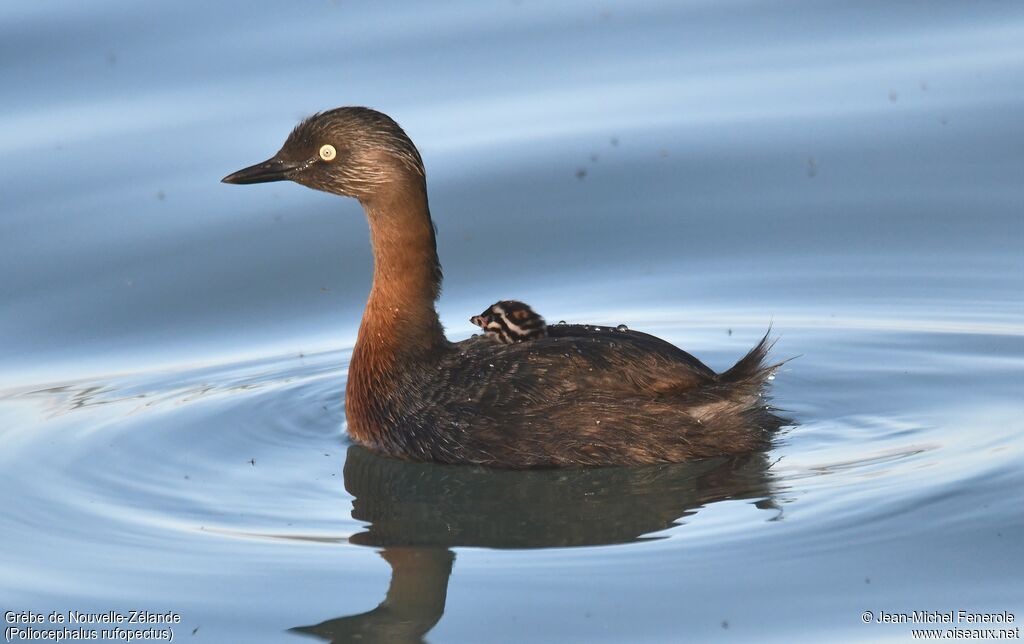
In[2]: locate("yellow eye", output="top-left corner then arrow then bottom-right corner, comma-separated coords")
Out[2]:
319,144 -> 337,161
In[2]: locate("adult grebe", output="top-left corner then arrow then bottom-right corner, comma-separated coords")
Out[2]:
471,300 -> 547,344
223,107 -> 784,468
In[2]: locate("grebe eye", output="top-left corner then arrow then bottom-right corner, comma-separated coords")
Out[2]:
319,144 -> 337,161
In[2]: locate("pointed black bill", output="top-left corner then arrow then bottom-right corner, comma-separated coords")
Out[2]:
221,156 -> 308,184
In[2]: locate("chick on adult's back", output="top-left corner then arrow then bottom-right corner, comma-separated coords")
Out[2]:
471,300 -> 547,344
223,107 -> 785,468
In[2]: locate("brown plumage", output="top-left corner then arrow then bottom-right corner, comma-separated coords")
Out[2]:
470,300 -> 547,344
223,106 -> 787,468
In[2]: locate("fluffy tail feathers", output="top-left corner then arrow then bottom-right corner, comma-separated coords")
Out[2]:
718,333 -> 784,399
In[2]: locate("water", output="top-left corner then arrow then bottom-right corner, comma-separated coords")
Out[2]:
2,1 -> 1023,642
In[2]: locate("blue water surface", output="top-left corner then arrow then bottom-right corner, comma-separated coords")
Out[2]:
2,1 -> 1022,642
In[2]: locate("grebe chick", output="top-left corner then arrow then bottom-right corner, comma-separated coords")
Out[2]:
471,300 -> 547,344
223,106 -> 785,469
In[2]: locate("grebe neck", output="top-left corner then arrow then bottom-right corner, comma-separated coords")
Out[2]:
347,177 -> 446,445
359,179 -> 446,355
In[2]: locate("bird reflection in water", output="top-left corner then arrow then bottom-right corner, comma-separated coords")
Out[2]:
290,444 -> 781,643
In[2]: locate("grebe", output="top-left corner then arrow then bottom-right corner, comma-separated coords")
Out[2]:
223,107 -> 784,468
471,300 -> 547,344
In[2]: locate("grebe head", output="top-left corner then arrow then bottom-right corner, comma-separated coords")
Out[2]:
471,300 -> 547,344
221,106 -> 424,200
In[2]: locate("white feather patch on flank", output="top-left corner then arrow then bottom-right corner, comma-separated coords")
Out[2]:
686,400 -> 732,423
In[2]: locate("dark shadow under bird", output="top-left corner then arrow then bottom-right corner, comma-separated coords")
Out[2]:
290,444 -> 781,643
